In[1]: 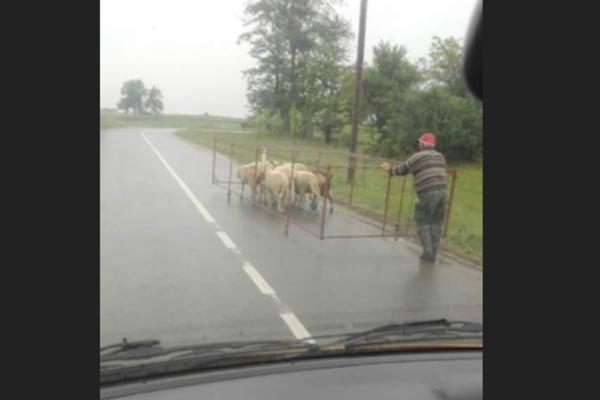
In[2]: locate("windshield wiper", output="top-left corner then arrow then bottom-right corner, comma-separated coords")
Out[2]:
100,321 -> 481,385
100,338 -> 321,384
324,319 -> 482,349
101,338 -> 318,362
100,338 -> 162,358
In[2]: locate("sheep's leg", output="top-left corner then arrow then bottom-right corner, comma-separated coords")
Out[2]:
309,181 -> 320,210
277,190 -> 284,212
269,188 -> 276,208
257,184 -> 263,205
263,187 -> 270,207
260,184 -> 267,206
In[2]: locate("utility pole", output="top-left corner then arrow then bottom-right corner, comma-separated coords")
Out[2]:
348,0 -> 368,182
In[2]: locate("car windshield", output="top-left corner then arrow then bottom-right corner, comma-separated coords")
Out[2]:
101,0 -> 482,379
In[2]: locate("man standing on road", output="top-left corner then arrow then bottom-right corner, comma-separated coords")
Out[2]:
381,133 -> 448,263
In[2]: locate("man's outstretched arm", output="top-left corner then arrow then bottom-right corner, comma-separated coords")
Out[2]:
380,161 -> 410,176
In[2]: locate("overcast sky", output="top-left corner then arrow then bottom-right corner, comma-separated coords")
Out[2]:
101,0 -> 478,118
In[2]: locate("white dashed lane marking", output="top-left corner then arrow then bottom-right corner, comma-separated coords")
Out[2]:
242,262 -> 275,295
141,131 -> 216,224
216,231 -> 241,254
140,131 -> 314,343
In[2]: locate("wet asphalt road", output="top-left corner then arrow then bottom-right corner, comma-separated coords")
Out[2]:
100,128 -> 482,347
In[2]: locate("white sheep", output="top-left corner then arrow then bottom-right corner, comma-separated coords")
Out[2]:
293,170 -> 321,210
260,169 -> 290,212
237,161 -> 273,197
280,162 -> 308,171
272,162 -> 308,180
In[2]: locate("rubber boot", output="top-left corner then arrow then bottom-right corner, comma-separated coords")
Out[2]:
429,223 -> 443,262
417,225 -> 435,262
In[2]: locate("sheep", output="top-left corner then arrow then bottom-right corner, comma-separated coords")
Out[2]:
312,169 -> 334,214
292,170 -> 321,210
273,162 -> 308,179
237,161 -> 274,198
280,162 -> 308,171
260,169 -> 290,212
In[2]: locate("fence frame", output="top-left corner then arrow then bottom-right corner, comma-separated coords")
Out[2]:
211,140 -> 457,240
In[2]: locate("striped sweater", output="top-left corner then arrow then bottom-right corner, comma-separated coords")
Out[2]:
390,149 -> 447,193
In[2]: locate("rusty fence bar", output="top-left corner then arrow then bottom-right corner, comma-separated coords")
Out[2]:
319,164 -> 331,240
381,172 -> 393,234
404,182 -> 415,236
220,139 -> 392,164
227,143 -> 234,204
251,145 -> 260,202
394,175 -> 408,239
212,139 -> 217,184
316,151 -> 322,171
284,149 -> 297,236
443,169 -> 457,238
323,234 -> 401,239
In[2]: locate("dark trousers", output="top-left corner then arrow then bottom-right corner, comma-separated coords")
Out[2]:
414,187 -> 448,259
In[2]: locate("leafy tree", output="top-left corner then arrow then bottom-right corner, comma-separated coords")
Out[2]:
117,79 -> 147,114
425,36 -> 466,97
239,0 -> 352,137
363,38 -> 481,162
362,41 -> 422,147
388,87 -> 482,162
144,86 -> 164,115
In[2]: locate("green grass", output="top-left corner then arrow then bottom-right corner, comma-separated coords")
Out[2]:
100,110 -> 249,132
177,128 -> 483,265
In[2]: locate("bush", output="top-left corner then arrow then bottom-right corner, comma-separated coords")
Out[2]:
368,87 -> 482,162
250,110 -> 285,135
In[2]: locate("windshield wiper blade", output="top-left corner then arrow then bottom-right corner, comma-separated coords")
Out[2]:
100,338 -> 321,384
100,338 -> 161,357
326,319 -> 482,348
101,338 -> 319,363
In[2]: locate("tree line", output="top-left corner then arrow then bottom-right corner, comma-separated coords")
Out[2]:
240,0 -> 481,162
117,79 -> 164,115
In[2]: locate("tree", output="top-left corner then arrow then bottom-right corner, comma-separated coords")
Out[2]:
239,0 -> 352,137
144,86 -> 164,115
117,79 -> 147,114
391,87 -> 482,162
362,38 -> 482,162
362,41 -> 422,147
425,36 -> 466,97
